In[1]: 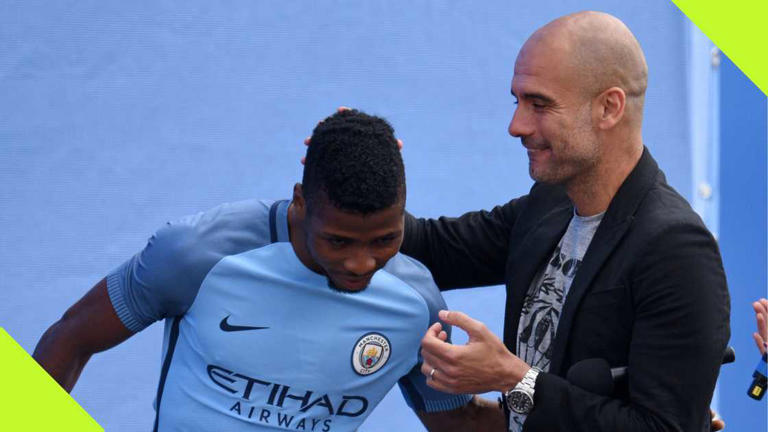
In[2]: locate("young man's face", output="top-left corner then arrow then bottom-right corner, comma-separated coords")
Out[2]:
304,199 -> 404,292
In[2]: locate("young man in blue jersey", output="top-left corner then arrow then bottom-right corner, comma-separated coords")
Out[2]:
33,110 -> 503,431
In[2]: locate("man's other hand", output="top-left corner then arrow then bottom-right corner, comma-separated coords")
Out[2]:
420,310 -> 529,394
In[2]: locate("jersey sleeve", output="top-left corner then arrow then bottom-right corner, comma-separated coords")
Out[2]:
105,200 -> 276,333
106,219 -> 211,333
388,254 -> 474,412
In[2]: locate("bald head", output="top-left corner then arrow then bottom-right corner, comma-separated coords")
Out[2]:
521,11 -> 648,123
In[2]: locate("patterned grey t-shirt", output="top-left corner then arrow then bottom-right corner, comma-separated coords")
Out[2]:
509,210 -> 604,432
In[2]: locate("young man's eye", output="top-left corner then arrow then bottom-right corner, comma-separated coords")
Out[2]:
327,238 -> 349,247
373,237 -> 395,246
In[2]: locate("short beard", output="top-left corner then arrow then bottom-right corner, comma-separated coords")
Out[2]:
530,111 -> 599,185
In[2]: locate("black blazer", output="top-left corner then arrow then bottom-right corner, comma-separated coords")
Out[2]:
402,148 -> 730,432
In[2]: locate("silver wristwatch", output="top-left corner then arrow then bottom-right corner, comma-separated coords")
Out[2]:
505,367 -> 540,415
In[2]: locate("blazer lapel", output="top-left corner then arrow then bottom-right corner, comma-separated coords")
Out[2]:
504,204 -> 572,351
547,147 -> 660,375
547,216 -> 632,374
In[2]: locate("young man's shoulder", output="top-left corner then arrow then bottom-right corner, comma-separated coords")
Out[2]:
384,253 -> 446,312
152,198 -> 286,260
106,199 -> 287,332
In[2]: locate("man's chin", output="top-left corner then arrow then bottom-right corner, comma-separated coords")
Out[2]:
529,167 -> 552,183
529,165 -> 565,185
326,276 -> 371,293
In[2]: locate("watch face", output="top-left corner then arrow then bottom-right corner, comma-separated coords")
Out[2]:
507,390 -> 534,414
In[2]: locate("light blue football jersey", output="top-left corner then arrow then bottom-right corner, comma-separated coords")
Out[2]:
107,199 -> 470,432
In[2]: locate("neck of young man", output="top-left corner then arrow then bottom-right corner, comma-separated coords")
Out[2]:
286,202 -> 324,274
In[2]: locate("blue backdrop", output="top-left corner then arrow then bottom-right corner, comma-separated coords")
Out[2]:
717,55 -> 767,432
0,1 -> 763,430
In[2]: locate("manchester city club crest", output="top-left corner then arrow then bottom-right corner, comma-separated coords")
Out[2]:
351,333 -> 391,376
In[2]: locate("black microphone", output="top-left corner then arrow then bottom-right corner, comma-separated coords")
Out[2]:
566,346 -> 736,396
723,346 -> 736,364
566,358 -> 615,396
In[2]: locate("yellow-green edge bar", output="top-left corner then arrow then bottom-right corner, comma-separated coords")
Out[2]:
0,328 -> 102,431
671,0 -> 768,96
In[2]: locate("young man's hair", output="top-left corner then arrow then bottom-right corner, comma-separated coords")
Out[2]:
302,109 -> 405,214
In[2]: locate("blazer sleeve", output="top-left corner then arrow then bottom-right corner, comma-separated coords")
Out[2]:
525,222 -> 730,432
400,196 -> 526,290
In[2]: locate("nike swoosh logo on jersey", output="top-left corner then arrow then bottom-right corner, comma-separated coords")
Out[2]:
219,315 -> 270,332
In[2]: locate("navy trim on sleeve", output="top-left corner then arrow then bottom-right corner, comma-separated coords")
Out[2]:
269,199 -> 290,244
398,373 -> 425,411
269,201 -> 280,243
153,316 -> 182,432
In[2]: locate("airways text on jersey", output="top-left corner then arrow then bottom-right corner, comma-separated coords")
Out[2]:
208,364 -> 369,431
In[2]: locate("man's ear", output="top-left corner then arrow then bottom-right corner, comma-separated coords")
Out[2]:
292,183 -> 306,216
293,183 -> 307,209
595,86 -> 626,130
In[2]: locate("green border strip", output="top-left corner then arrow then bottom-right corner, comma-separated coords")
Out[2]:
672,0 -> 768,95
0,328 -> 102,431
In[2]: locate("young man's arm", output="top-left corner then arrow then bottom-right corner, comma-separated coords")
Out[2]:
33,278 -> 133,392
418,396 -> 506,431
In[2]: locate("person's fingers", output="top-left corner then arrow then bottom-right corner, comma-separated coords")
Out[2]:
421,360 -> 435,379
425,373 -> 450,391
426,322 -> 443,336
421,347 -> 441,373
422,366 -> 461,393
755,301 -> 765,315
438,330 -> 448,341
420,358 -> 448,385
421,333 -> 452,359
337,106 -> 350,112
396,138 -> 403,150
754,299 -> 768,316
304,136 -> 311,146
300,156 -> 306,165
421,321 -> 455,364
438,310 -> 488,340
422,332 -> 462,367
754,332 -> 766,355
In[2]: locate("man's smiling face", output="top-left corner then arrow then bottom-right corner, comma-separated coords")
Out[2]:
507,34 -> 600,186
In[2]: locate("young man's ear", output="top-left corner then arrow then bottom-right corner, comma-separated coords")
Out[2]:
292,183 -> 306,214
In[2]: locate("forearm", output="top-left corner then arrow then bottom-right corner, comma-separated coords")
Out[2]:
33,320 -> 92,392
402,206 -> 514,289
33,277 -> 134,392
419,396 -> 507,432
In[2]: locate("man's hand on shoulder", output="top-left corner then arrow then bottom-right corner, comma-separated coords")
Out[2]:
301,106 -> 403,165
